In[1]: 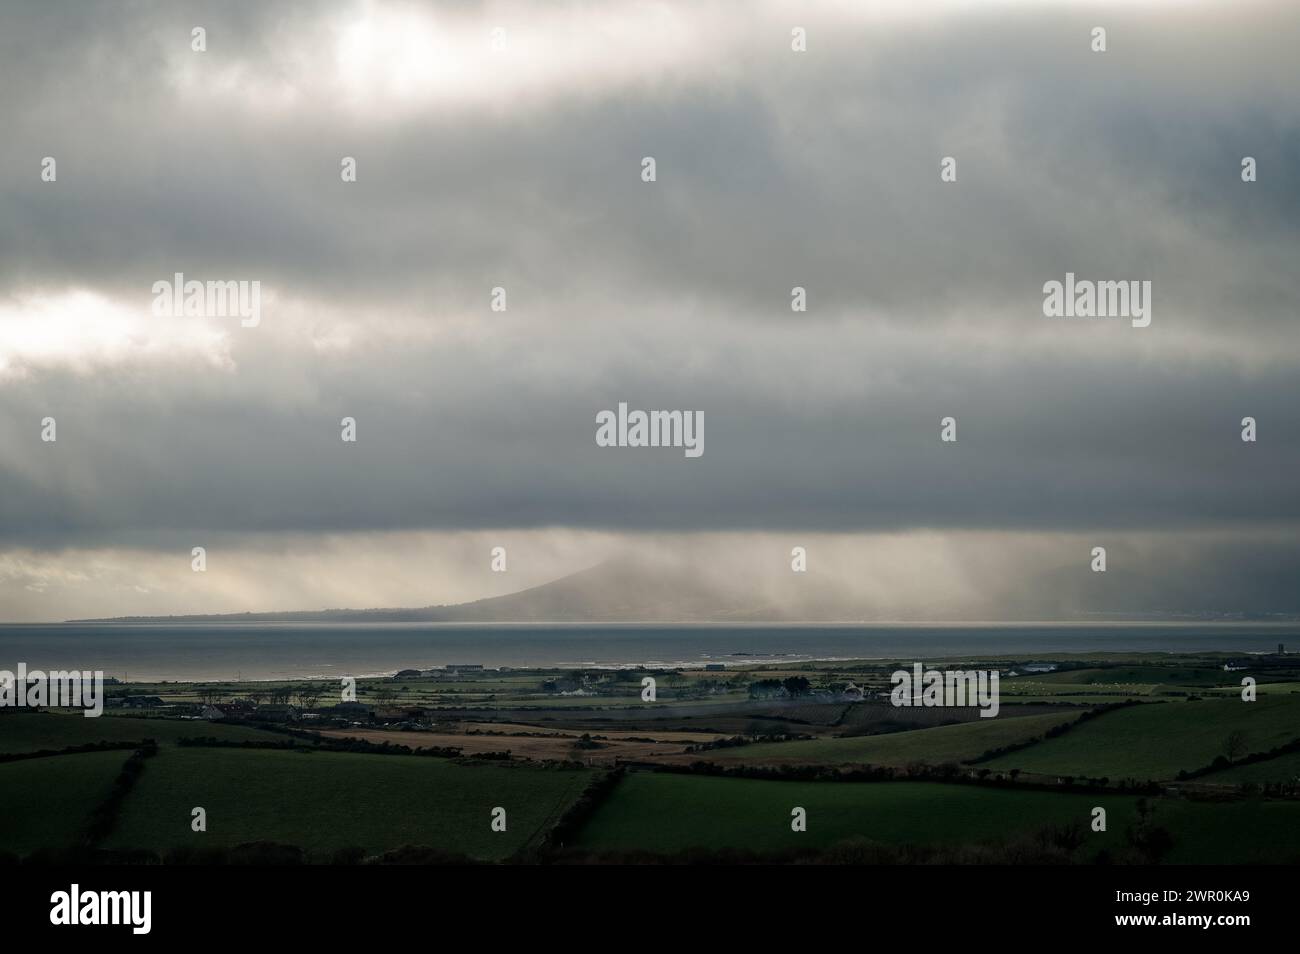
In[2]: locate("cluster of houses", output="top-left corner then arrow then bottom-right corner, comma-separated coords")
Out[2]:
197,700 -> 379,724
395,664 -> 489,677
1223,646 -> 1292,672
98,663 -> 502,724
746,680 -> 877,702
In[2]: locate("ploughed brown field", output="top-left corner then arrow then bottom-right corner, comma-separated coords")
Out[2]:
317,724 -> 727,763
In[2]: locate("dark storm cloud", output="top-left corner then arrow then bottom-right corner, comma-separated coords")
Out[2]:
0,0 -> 1297,561
2,328 -> 1296,547
2,1 -> 1298,324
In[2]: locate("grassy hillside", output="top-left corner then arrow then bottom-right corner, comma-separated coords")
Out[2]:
576,774 -> 1133,854
0,751 -> 130,854
103,747 -> 592,859
982,696 -> 1300,780
715,711 -> 1081,766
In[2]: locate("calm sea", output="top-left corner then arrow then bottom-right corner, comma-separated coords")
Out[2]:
0,622 -> 1293,682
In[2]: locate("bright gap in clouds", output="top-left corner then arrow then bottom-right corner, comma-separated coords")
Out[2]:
181,0 -> 1208,118
173,0 -> 727,115
335,5 -> 452,104
0,290 -> 233,379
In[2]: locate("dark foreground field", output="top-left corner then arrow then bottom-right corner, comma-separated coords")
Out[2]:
571,773 -> 1300,864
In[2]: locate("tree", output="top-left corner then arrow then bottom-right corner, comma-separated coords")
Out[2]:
295,684 -> 322,710
1224,730 -> 1248,762
1127,798 -> 1175,863
782,676 -> 811,697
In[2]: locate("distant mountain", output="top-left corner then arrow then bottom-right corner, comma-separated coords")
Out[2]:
70,554 -> 1292,625
70,558 -> 827,623
71,553 -> 1289,629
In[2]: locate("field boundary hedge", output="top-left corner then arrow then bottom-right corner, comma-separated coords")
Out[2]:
83,742 -> 159,846
176,735 -> 467,758
1176,735 -> 1300,783
629,759 -> 1163,796
0,740 -> 146,764
538,768 -> 624,856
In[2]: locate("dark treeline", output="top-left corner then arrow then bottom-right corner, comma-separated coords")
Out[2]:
82,742 -> 158,846
539,768 -> 623,853
629,759 -> 1165,796
0,739 -> 146,764
177,735 -> 467,758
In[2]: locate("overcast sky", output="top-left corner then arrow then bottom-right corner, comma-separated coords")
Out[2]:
1,0 -> 1297,621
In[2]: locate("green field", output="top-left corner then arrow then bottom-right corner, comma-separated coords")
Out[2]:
0,711 -> 279,754
714,711 -> 1081,767
1200,751 -> 1300,785
1201,681 -> 1300,698
1017,667 -> 1235,688
103,747 -> 593,859
0,751 -> 129,854
982,696 -> 1300,780
574,771 -> 1300,863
